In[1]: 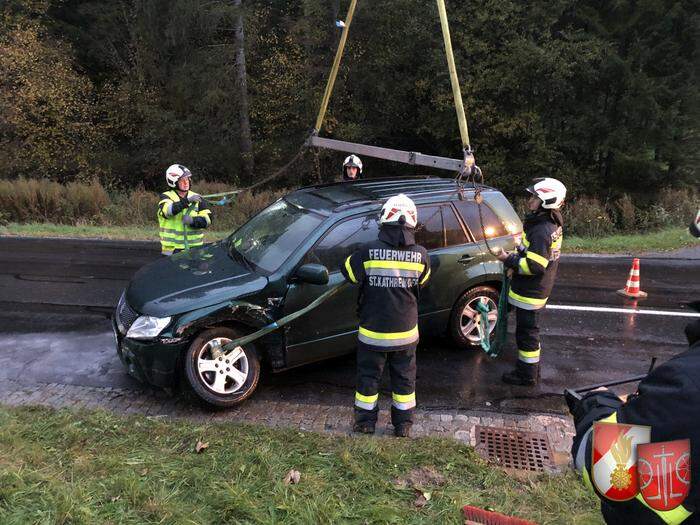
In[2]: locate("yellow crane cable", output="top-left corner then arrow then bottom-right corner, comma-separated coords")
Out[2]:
314,0 -> 359,134
436,0 -> 470,150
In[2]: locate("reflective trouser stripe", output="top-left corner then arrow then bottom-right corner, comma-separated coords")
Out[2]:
508,289 -> 547,310
518,258 -> 532,275
526,250 -> 549,268
636,495 -> 692,524
392,392 -> 416,410
363,260 -> 425,272
578,412 -> 692,524
574,427 -> 592,472
518,348 -> 540,364
358,325 -> 419,347
344,256 -> 357,283
419,268 -> 431,285
355,392 -> 378,410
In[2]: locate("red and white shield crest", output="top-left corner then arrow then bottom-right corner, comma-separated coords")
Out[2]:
637,439 -> 691,511
592,421 -> 651,501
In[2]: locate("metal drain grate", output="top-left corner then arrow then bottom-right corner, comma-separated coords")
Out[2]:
475,426 -> 553,472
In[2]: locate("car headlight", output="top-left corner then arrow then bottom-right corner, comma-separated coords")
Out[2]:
126,315 -> 172,340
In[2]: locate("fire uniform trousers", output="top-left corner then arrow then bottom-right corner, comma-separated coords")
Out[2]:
157,190 -> 211,255
569,319 -> 700,524
503,209 -> 563,379
340,237 -> 431,428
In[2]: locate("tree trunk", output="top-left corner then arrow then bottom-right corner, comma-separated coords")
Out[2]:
233,0 -> 254,184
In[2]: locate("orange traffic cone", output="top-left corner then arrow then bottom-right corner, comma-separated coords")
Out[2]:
617,258 -> 648,299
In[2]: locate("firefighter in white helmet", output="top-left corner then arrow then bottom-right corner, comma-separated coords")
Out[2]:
495,177 -> 566,386
340,194 -> 431,437
342,154 -> 363,181
157,164 -> 212,256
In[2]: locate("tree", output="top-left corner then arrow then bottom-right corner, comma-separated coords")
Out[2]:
233,0 -> 254,183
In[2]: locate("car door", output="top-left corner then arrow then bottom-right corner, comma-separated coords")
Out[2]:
282,214 -> 379,367
414,203 -> 486,335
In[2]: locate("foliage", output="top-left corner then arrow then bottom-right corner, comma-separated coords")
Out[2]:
0,0 -> 697,201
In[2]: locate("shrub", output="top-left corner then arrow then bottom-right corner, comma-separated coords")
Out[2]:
611,194 -> 637,233
562,197 -> 615,237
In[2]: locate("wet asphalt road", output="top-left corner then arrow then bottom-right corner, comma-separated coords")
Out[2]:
0,237 -> 698,415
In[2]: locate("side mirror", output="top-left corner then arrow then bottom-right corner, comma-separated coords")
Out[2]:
294,263 -> 329,286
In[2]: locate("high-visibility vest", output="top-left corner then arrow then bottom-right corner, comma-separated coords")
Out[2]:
157,190 -> 211,254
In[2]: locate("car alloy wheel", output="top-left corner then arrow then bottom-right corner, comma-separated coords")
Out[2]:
196,337 -> 249,395
460,296 -> 498,343
449,286 -> 500,349
185,327 -> 260,407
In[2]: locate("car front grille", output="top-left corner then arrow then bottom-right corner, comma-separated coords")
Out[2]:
117,293 -> 139,334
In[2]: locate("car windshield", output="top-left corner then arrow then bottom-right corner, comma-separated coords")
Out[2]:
228,199 -> 324,273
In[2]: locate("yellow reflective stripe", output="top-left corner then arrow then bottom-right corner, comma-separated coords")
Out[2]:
358,325 -> 418,340
519,348 -> 540,359
526,250 -> 549,268
363,260 -> 425,272
508,289 -> 547,306
419,268 -> 431,285
636,495 -> 692,524
518,258 -> 532,275
392,392 -> 415,403
355,392 -> 378,404
522,233 -> 530,247
344,256 -> 357,283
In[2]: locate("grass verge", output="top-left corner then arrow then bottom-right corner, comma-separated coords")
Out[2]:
0,223 -> 695,254
565,227 -> 694,254
0,405 -> 601,524
0,223 -> 231,242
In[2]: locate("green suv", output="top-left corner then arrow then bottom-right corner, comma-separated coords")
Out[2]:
113,177 -> 522,407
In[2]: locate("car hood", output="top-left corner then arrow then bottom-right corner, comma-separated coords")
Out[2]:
126,241 -> 269,317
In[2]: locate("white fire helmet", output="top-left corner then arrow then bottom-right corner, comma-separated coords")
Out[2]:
343,154 -> 363,174
380,194 -> 418,228
165,164 -> 192,188
526,177 -> 567,209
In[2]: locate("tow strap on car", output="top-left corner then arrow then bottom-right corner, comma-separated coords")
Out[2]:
475,269 -> 511,358
213,282 -> 350,357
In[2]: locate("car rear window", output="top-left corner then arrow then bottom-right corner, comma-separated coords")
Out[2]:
415,205 -> 443,250
443,205 -> 468,246
455,199 -> 510,240
303,215 -> 379,271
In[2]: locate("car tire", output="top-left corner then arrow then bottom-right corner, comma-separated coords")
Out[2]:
184,327 -> 261,408
449,286 -> 500,350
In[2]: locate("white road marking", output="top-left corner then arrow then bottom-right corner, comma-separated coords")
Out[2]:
547,304 -> 700,318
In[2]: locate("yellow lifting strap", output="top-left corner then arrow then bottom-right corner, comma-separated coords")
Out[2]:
314,0 -> 359,133
313,0 -> 471,153
436,0 -> 470,150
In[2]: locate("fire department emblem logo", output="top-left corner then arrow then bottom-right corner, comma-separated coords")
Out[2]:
592,421 -> 651,501
637,439 -> 691,511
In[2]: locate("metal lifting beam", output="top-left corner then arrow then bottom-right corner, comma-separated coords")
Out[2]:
307,135 -> 465,173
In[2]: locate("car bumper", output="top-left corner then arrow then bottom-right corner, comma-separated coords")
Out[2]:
112,317 -> 188,388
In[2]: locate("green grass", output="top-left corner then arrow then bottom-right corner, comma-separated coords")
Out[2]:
1,222 -> 695,255
0,405 -> 601,524
565,227 -> 694,254
0,222 -> 231,242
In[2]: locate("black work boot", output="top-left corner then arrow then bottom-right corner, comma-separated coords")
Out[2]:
394,423 -> 412,438
502,362 -> 540,386
353,421 -> 376,434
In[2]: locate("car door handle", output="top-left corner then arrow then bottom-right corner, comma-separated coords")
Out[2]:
458,254 -> 474,264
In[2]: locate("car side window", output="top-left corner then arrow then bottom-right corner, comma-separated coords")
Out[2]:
443,205 -> 468,246
454,200 -> 508,240
303,215 -> 379,272
415,205 -> 444,250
